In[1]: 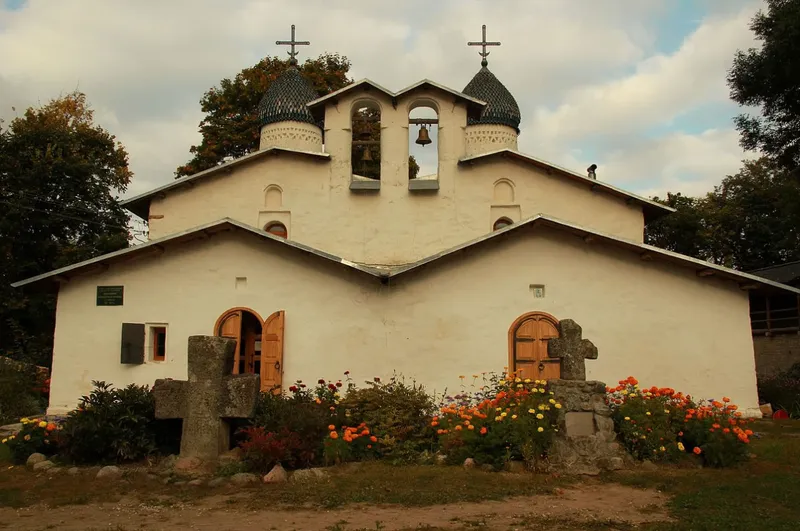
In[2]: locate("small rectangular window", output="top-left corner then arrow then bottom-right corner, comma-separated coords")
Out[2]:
151,326 -> 167,361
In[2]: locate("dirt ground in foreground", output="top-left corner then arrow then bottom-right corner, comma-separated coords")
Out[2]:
0,483 -> 670,530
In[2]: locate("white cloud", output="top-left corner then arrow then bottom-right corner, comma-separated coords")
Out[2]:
0,0 -> 765,202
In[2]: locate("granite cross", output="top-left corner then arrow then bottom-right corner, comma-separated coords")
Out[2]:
468,24 -> 501,67
547,319 -> 598,381
153,336 -> 260,460
277,24 -> 310,66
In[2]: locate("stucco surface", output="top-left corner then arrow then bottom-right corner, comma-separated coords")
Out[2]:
147,88 -> 645,263
48,226 -> 758,416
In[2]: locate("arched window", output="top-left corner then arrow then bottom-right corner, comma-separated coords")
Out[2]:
408,103 -> 439,181
264,222 -> 287,238
493,217 -> 513,231
351,103 -> 381,181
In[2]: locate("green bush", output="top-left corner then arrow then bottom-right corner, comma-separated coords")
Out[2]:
58,381 -> 179,464
338,374 -> 437,462
758,363 -> 800,418
1,417 -> 60,464
0,358 -> 46,425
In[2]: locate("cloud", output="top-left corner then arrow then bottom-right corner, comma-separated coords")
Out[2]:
0,0 -> 764,202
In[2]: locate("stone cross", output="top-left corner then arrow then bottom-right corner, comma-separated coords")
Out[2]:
154,336 -> 260,460
468,24 -> 501,67
276,24 -> 310,66
547,319 -> 598,381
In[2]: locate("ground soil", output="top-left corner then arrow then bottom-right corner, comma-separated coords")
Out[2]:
0,482 -> 670,530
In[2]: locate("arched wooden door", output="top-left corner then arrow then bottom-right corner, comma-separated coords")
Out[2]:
261,310 -> 284,394
508,312 -> 561,380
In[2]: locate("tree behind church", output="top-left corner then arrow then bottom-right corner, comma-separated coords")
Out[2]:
0,92 -> 131,366
175,54 -> 352,178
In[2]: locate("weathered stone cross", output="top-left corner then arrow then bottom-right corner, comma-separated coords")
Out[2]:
547,319 -> 598,381
154,336 -> 260,460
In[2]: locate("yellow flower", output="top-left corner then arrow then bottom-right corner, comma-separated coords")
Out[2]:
645,412 -> 651,416
549,399 -> 556,404
495,416 -> 502,422
624,417 -> 630,421
621,390 -> 628,396
659,446 -> 666,452
549,391 -> 555,395
629,394 -> 637,398
38,421 -> 47,428
537,427 -> 544,433
524,378 -> 531,383
640,435 -> 646,439
515,377 -> 522,383
516,384 -> 523,388
538,404 -> 546,410
472,374 -> 479,378
459,375 -> 465,379
538,388 -> 545,393
554,403 -> 562,409
1,438 -> 6,444
511,414 -> 518,419
499,380 -> 506,385
536,413 -> 544,420
528,408 -> 535,414
495,407 -> 502,411
20,417 -> 29,424
664,409 -> 670,414
24,435 -> 31,441
677,442 -> 685,452
501,412 -> 507,417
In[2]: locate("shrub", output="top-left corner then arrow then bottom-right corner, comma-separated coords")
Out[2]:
58,381 -> 175,464
607,376 -> 754,468
1,417 -> 61,464
239,426 -> 309,472
338,374 -> 437,462
323,422 -> 380,465
433,375 -> 561,469
0,358 -> 47,425
758,363 -> 800,418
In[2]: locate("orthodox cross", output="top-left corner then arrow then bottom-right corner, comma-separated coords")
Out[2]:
468,24 -> 501,67
547,319 -> 598,381
276,24 -> 310,66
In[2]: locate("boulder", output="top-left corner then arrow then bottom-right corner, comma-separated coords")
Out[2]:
26,453 -> 47,467
208,477 -> 228,488
229,473 -> 259,485
463,458 -> 476,469
263,464 -> 288,484
291,468 -> 328,482
96,465 -> 122,479
67,467 -> 80,476
640,460 -> 658,471
0,423 -> 22,439
174,456 -> 203,473
32,460 -> 55,471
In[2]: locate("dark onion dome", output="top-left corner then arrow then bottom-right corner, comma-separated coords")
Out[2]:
462,67 -> 521,132
258,67 -> 319,127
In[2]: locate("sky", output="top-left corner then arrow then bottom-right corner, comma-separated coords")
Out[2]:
0,0 -> 766,202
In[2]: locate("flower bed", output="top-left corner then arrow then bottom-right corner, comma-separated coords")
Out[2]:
606,377 -> 754,468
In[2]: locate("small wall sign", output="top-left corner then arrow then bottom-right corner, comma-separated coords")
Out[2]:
97,286 -> 124,306
530,284 -> 545,298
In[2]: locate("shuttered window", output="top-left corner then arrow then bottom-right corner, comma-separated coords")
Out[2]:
120,323 -> 145,364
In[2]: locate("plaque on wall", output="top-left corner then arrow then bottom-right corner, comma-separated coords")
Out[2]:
97,286 -> 124,306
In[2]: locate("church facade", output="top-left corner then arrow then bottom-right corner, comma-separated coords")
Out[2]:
14,29 -> 800,417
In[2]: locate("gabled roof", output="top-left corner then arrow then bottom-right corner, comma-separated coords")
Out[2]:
306,78 -> 487,122
749,260 -> 800,287
120,147 -> 330,220
13,216 -> 800,297
458,149 -> 674,223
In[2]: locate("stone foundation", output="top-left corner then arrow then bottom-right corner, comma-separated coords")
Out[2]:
545,379 -> 631,475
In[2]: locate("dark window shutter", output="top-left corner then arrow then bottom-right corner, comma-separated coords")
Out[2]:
121,323 -> 145,364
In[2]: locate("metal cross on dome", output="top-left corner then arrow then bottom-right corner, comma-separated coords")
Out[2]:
468,24 -> 501,67
276,24 -> 310,66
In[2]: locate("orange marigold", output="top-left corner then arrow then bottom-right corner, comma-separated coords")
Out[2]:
330,431 -> 339,439
328,424 -> 335,431
693,447 -> 702,455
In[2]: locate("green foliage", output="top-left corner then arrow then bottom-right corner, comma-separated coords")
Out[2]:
0,358 -> 46,425
2,417 -> 60,464
645,158 -> 800,270
58,381 -> 177,464
728,0 -> 800,174
176,54 -> 352,177
338,375 -> 437,462
323,423 -> 380,465
758,362 -> 800,418
0,92 -> 131,367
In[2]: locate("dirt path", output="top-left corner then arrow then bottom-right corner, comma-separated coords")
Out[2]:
0,483 -> 670,530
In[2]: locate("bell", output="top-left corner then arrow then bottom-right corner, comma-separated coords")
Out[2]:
361,147 -> 373,162
415,125 -> 432,146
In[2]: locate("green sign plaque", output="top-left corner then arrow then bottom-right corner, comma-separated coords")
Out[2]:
96,286 -> 124,306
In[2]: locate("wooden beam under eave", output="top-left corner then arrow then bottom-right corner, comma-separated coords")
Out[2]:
640,253 -> 653,261
697,269 -> 715,277
739,282 -> 760,290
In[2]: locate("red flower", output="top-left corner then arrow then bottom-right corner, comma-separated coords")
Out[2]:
374,377 -> 381,382
336,381 -> 343,387
693,447 -> 702,455
328,383 -> 337,390
344,371 -> 350,375
318,379 -> 326,385
300,384 -> 307,388
289,385 -> 298,392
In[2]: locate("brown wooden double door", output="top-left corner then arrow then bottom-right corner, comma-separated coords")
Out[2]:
509,312 -> 561,380
215,308 -> 284,393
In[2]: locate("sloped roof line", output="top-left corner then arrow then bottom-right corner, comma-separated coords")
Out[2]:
12,216 -> 800,296
306,78 -> 487,108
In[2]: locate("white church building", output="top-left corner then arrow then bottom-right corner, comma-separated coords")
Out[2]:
14,27 -> 800,417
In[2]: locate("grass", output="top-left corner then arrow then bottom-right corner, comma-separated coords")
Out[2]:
0,444 -> 10,464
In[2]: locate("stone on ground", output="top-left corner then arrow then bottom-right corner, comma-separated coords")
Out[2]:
208,477 -> 228,488
641,460 -> 658,471
291,468 -> 328,482
96,465 -> 122,479
26,453 -> 47,467
174,456 -> 204,473
188,479 -> 204,486
263,464 -> 288,483
67,467 -> 80,476
0,423 -> 22,439
229,472 -> 259,485
480,463 -> 495,472
463,458 -> 476,469
32,460 -> 55,471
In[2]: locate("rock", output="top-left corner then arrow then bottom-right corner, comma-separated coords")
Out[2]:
229,473 -> 259,485
26,453 -> 47,467
435,454 -> 447,465
162,477 -> 173,485
159,454 -> 178,471
463,458 -> 476,469
174,456 -> 203,473
67,467 -> 80,476
188,479 -> 204,486
0,423 -> 22,439
263,464 -> 288,484
604,457 -> 624,471
291,468 -> 328,482
759,403 -> 773,418
47,467 -> 62,475
96,465 -> 122,479
208,477 -> 228,488
640,460 -> 658,471
33,460 -> 55,471
173,480 -> 187,486
505,461 -> 526,473
218,448 -> 243,467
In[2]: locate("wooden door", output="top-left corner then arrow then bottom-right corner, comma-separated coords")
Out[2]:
509,313 -> 561,380
261,310 -> 285,394
217,310 -> 242,374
